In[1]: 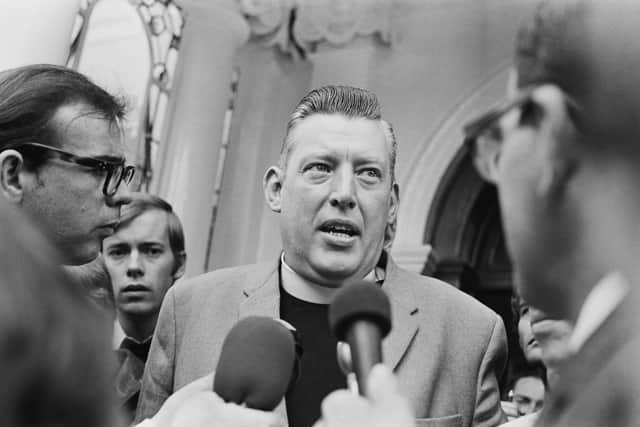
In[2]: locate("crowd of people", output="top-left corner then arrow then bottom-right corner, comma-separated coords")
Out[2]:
1,0 -> 640,426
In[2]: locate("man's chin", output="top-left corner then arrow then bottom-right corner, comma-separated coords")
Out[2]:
63,245 -> 100,266
311,261 -> 365,286
119,304 -> 154,316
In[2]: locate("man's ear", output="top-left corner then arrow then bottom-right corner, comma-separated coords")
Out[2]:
172,251 -> 186,281
263,166 -> 284,213
0,149 -> 27,203
383,183 -> 400,250
388,182 -> 400,224
530,85 -> 579,198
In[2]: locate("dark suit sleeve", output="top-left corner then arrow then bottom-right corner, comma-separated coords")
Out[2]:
134,287 -> 177,422
472,314 -> 508,427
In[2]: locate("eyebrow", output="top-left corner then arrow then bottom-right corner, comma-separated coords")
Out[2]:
299,152 -> 386,164
139,241 -> 166,247
104,241 -> 129,249
90,155 -> 126,163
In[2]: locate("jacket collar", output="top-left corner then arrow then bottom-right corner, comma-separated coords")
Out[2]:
238,253 -> 420,370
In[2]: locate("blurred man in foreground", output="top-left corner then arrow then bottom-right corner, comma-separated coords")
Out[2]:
463,0 -> 640,425
319,1 -> 640,426
138,85 -> 508,426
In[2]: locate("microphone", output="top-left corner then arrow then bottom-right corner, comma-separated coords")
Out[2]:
213,316 -> 299,410
329,280 -> 392,397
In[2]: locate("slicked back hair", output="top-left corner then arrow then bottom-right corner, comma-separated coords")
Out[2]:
0,64 -> 126,170
280,85 -> 398,182
111,193 -> 185,271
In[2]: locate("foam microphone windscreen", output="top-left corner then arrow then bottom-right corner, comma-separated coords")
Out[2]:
329,281 -> 391,341
213,316 -> 297,410
329,281 -> 392,396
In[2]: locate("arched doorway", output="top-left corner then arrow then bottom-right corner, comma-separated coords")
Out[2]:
423,145 -> 527,391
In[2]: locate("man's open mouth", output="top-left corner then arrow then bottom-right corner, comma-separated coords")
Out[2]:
319,220 -> 360,238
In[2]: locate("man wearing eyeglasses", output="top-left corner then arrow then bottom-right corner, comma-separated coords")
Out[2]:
316,1 -> 640,427
0,64 -> 133,266
462,1 -> 640,426
0,64 -> 284,427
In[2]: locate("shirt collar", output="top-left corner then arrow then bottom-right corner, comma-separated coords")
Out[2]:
112,319 -> 153,350
280,252 -> 385,304
568,271 -> 630,353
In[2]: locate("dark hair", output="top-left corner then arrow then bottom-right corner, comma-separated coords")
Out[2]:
0,202 -> 116,427
509,362 -> 548,392
112,193 -> 185,268
281,85 -> 398,182
515,0 -> 640,152
0,64 -> 126,169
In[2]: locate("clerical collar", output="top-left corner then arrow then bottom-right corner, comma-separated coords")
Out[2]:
280,253 -> 385,304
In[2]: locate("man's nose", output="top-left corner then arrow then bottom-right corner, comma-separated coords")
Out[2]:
107,180 -> 133,207
126,251 -> 144,277
329,167 -> 356,210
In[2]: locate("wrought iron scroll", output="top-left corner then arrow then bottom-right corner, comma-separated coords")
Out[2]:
67,0 -> 185,192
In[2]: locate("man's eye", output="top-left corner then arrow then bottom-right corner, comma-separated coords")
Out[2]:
303,163 -> 332,179
358,168 -> 382,183
144,247 -> 164,256
306,163 -> 331,173
107,249 -> 127,258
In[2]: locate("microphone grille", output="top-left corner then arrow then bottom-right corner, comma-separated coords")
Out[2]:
213,316 -> 296,410
328,281 -> 391,341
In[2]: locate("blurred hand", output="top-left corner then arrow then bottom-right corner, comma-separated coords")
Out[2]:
314,364 -> 415,427
169,392 -> 284,427
501,400 -> 519,421
151,372 -> 284,427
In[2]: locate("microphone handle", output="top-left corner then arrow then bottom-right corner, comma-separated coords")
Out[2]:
345,319 -> 383,397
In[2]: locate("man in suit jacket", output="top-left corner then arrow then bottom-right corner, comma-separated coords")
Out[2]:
137,85 -> 507,427
461,1 -> 640,426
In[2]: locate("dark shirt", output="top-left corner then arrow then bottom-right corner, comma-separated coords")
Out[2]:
280,288 -> 345,427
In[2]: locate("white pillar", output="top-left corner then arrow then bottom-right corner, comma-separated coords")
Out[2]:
0,0 -> 80,70
154,0 -> 249,276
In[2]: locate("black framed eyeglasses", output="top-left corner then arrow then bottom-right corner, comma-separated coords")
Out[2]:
8,142 -> 135,197
462,87 -> 581,182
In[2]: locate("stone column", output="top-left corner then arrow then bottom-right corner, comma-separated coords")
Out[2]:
153,0 -> 249,276
0,0 -> 79,70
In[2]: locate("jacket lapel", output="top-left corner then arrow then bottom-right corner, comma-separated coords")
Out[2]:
236,259 -> 289,424
381,256 -> 420,370
238,260 -> 281,319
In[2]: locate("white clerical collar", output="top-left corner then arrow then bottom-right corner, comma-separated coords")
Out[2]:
280,253 -> 383,304
568,271 -> 630,353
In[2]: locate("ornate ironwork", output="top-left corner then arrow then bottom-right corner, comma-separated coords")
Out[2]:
67,0 -> 99,69
67,0 -> 185,192
130,0 -> 185,191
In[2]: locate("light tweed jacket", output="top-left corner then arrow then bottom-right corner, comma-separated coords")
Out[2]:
136,254 -> 507,427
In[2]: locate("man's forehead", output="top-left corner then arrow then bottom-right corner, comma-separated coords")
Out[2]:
287,113 -> 391,158
106,210 -> 170,245
50,104 -> 125,159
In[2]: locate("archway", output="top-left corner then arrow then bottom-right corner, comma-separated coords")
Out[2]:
424,145 -> 529,393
